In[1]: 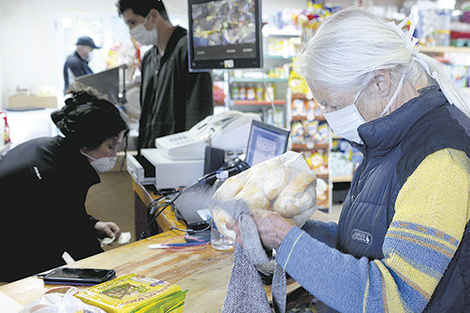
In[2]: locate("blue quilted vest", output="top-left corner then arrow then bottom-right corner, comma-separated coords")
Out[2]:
337,86 -> 470,311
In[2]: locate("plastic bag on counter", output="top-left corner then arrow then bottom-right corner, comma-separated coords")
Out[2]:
211,151 -> 317,240
19,286 -> 105,313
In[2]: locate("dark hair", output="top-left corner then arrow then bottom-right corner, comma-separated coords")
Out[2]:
51,91 -> 129,150
116,0 -> 169,21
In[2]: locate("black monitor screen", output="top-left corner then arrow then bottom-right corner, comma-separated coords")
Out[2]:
245,120 -> 290,167
187,0 -> 263,71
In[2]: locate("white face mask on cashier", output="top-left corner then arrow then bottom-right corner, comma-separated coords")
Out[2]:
130,19 -> 158,45
323,72 -> 405,145
81,152 -> 117,173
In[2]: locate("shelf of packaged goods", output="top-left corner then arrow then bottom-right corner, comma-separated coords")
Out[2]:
291,115 -> 325,121
292,143 -> 329,150
419,45 -> 470,55
315,173 -> 329,180
231,77 -> 289,83
232,99 -> 286,106
263,55 -> 294,61
332,174 -> 353,183
291,93 -> 311,101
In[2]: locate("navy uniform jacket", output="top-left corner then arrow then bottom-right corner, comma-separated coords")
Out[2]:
63,51 -> 93,91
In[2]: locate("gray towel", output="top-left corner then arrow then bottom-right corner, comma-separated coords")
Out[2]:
215,200 -> 287,313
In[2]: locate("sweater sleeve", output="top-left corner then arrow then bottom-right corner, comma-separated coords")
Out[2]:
276,148 -> 470,312
301,219 -> 338,248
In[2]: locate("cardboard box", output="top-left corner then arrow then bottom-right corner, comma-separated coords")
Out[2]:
8,95 -> 57,109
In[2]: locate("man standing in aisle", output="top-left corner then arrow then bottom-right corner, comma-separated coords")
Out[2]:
117,0 -> 214,151
63,36 -> 101,92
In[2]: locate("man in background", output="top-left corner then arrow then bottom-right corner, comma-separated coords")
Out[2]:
117,0 -> 214,151
63,36 -> 101,92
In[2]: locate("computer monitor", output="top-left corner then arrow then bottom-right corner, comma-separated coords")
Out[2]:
187,0 -> 263,71
76,65 -> 127,105
245,120 -> 290,167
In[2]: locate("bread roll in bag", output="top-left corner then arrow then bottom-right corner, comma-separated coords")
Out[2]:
211,151 -> 318,236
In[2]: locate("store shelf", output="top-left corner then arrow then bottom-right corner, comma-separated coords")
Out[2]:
232,77 -> 289,83
332,175 -> 353,183
315,173 -> 329,180
420,45 -> 470,55
233,99 -> 286,106
263,55 -> 294,61
262,27 -> 301,37
292,115 -> 325,121
291,93 -> 311,100
292,143 -> 329,150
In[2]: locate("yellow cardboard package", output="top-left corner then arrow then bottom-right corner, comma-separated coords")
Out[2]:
75,274 -> 187,313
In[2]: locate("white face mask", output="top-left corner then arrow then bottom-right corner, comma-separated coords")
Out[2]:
323,90 -> 366,144
130,21 -> 158,46
323,72 -> 405,145
86,50 -> 93,62
81,152 -> 117,173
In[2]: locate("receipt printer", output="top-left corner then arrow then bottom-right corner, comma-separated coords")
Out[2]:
127,149 -> 204,190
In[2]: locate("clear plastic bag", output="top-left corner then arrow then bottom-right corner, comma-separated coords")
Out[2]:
212,151 -> 317,239
19,286 -> 105,313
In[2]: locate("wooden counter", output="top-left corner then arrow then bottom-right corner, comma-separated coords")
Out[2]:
0,229 -> 302,312
0,181 -> 335,311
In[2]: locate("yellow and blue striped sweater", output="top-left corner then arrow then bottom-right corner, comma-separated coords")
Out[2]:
277,148 -> 470,312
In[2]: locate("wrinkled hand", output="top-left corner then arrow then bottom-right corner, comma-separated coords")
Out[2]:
251,209 -> 295,249
95,221 -> 121,240
226,209 -> 295,250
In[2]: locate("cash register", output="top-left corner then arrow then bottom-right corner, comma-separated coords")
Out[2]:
127,110 -> 261,191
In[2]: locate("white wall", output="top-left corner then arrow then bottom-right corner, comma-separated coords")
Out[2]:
0,0 -> 406,108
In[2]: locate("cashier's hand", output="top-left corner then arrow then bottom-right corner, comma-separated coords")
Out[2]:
95,221 -> 121,240
226,209 -> 294,250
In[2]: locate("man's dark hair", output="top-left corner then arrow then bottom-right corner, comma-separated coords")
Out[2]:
116,0 -> 169,21
51,91 -> 130,150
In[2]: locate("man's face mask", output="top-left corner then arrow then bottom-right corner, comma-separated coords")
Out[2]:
130,16 -> 158,45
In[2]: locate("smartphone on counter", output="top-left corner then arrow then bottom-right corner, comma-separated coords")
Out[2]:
39,267 -> 116,285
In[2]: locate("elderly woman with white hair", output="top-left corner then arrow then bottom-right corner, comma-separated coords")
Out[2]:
228,7 -> 470,313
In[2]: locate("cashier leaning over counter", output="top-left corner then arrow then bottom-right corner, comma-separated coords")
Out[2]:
0,91 -> 128,283
228,8 -> 470,313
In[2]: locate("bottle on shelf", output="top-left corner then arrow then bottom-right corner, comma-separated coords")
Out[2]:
265,84 -> 276,101
231,83 -> 239,100
210,170 -> 235,250
246,83 -> 256,100
255,84 -> 264,101
239,84 -> 247,100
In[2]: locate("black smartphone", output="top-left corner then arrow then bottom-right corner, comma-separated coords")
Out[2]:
39,267 -> 116,285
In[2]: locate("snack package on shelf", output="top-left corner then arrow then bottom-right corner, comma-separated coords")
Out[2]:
304,150 -> 328,176
316,178 -> 329,209
211,151 -> 317,240
291,121 -> 306,144
305,121 -> 328,144
75,274 -> 188,313
292,99 -> 308,117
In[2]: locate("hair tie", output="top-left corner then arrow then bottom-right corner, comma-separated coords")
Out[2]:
388,17 -> 419,55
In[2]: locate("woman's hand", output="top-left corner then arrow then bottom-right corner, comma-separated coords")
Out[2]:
251,209 -> 295,249
226,209 -> 295,249
95,221 -> 121,240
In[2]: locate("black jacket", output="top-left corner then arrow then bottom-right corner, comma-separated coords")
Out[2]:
138,26 -> 214,150
0,136 -> 103,282
63,51 -> 93,91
